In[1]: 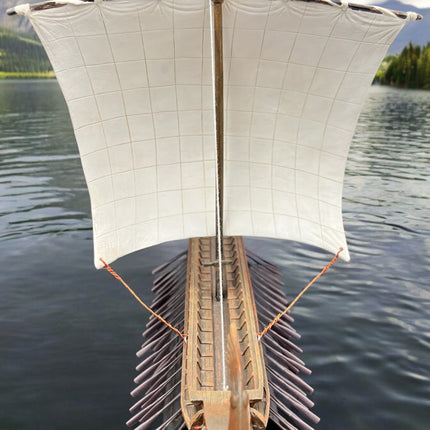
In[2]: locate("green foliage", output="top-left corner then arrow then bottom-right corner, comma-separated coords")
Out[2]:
0,26 -> 53,77
376,43 -> 430,90
0,71 -> 55,79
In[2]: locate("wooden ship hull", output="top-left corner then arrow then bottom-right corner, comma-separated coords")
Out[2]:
181,237 -> 269,429
127,236 -> 318,430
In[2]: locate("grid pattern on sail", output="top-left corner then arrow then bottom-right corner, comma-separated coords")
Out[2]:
25,0 -> 409,266
222,0 -> 408,262
29,0 -> 216,268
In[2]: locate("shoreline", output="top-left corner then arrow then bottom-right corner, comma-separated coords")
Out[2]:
0,71 -> 55,79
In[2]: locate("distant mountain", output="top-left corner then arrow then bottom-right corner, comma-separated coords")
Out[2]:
0,0 -> 39,34
379,1 -> 430,53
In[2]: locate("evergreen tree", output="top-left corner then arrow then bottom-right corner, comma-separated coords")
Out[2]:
376,43 -> 430,90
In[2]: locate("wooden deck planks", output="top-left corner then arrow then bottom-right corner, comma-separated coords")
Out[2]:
181,236 -> 269,429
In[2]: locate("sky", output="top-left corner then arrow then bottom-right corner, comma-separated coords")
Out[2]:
358,0 -> 430,8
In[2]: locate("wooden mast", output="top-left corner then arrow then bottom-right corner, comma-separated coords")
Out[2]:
213,0 -> 224,240
211,0 -> 227,390
212,0 -> 224,291
181,3 -> 269,429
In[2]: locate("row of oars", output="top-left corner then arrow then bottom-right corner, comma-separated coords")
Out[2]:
127,247 -> 318,430
247,250 -> 320,430
127,251 -> 188,430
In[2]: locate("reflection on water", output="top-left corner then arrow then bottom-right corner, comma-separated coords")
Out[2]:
0,80 -> 91,240
0,81 -> 429,430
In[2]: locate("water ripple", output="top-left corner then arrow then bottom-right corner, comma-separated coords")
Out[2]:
1,82 -> 429,430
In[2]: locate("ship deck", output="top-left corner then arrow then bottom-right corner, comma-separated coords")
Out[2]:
181,236 -> 269,429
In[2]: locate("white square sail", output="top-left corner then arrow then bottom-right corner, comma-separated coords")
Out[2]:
10,0 -> 419,267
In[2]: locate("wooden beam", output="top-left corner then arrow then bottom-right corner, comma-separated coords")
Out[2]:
7,0 -> 93,16
212,0 -> 224,265
7,0 -> 423,20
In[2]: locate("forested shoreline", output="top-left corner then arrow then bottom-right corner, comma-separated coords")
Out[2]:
0,27 -> 53,78
375,43 -> 430,90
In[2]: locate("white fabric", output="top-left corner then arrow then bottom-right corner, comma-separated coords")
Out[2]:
13,4 -> 31,16
24,0 -> 411,267
406,12 -> 419,21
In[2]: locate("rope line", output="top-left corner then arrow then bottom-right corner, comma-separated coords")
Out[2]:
257,248 -> 343,340
100,258 -> 187,342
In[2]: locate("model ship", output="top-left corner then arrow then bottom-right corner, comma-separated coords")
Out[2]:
8,0 -> 419,429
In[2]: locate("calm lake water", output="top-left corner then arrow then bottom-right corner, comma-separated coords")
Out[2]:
0,80 -> 429,430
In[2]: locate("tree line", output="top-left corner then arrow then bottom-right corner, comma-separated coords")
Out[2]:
0,27 -> 52,76
375,42 -> 430,90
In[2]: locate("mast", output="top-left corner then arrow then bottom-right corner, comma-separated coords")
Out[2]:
211,0 -> 226,389
212,0 -> 224,269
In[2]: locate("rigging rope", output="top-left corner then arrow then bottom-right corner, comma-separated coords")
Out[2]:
257,248 -> 343,341
100,258 -> 187,342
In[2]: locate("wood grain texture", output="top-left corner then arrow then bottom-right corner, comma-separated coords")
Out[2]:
181,237 -> 269,429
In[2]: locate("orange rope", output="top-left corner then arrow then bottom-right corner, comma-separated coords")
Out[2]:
100,259 -> 187,343
258,248 -> 344,340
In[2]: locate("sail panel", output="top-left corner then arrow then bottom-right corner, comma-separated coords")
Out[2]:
20,0 -> 413,266
26,0 -> 216,268
222,0 -> 411,261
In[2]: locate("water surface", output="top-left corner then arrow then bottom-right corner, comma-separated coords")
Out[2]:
0,81 -> 429,430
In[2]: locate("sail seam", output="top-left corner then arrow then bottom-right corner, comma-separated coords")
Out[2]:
312,4 -> 347,250
136,5 -> 160,246
97,1 -> 139,253
64,3 -> 118,263
271,1 -> 306,241
172,0 -> 186,240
